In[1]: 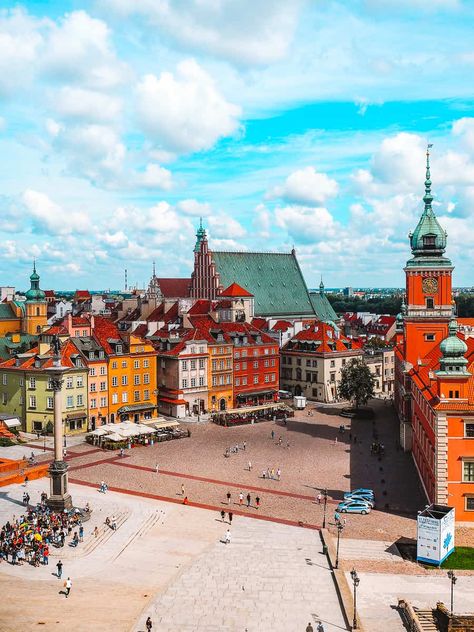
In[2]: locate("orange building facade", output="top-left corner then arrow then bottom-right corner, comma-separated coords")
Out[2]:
395,148 -> 474,522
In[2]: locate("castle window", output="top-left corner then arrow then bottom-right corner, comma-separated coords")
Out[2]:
424,334 -> 435,341
426,298 -> 434,309
466,497 -> 474,511
463,461 -> 474,482
465,423 -> 474,438
36,307 -> 40,316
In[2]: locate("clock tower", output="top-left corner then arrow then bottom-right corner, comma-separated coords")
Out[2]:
404,147 -> 453,366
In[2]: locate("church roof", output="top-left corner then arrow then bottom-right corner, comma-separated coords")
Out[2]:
309,291 -> 338,322
0,304 -> 18,321
219,282 -> 253,297
212,251 -> 314,317
157,278 -> 191,298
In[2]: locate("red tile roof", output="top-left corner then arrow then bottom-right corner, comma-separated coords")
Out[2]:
271,320 -> 292,332
251,318 -> 268,330
188,300 -> 214,316
219,282 -> 253,297
285,322 -> 363,353
157,278 -> 191,298
74,290 -> 91,299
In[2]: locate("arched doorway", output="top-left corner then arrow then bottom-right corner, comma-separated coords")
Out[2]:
294,384 -> 302,396
219,398 -> 226,411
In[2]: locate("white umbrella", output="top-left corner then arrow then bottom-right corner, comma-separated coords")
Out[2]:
88,428 -> 109,436
104,432 -> 125,442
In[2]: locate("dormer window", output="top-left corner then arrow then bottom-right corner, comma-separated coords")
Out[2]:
116,344 -> 122,354
423,234 -> 436,249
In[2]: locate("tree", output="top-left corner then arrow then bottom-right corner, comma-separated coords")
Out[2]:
338,357 -> 375,409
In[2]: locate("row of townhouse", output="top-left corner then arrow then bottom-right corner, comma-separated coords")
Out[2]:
155,319 -> 280,418
0,316 -> 158,434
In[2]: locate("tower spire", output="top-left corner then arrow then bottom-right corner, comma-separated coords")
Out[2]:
423,143 -> 434,214
152,260 -> 156,277
319,275 -> 324,295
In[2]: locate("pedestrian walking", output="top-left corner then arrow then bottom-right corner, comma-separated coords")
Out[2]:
248,460 -> 252,471
181,483 -> 185,496
24,475 -> 29,487
271,468 -> 275,480
278,436 -> 282,446
183,496 -> 188,505
65,577 -> 72,598
224,529 -> 231,544
246,493 -> 251,507
56,560 -> 63,579
229,512 -> 233,525
93,526 -> 99,538
221,510 -> 225,522
239,492 -> 243,506
306,623 -> 314,632
146,617 -> 153,631
334,437 -> 338,446
155,463 -> 159,474
79,525 -> 84,542
317,493 -> 322,504
271,430 -> 275,440
243,441 -> 246,451
277,468 -> 281,481
226,491 -> 231,505
255,496 -> 260,509
334,510 -> 341,524
317,621 -> 325,632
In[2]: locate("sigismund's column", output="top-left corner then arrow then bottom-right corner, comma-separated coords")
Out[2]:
46,355 -> 72,511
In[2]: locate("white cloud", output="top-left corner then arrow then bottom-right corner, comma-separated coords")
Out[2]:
274,205 -> 337,244
22,189 -> 90,235
0,8 -> 44,96
50,262 -> 82,275
177,199 -> 211,217
267,166 -> 339,205
42,11 -> 127,89
208,215 -> 246,239
252,203 -> 271,239
54,87 -> 122,123
136,59 -> 241,154
135,164 -> 173,190
100,0 -> 302,66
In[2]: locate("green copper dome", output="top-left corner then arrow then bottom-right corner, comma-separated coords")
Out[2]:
194,218 -> 207,253
437,318 -> 469,376
25,262 -> 45,302
409,148 -> 447,258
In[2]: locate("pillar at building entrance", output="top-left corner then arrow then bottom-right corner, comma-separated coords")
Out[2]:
46,352 -> 72,511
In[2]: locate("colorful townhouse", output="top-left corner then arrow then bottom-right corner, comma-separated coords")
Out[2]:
394,149 -> 474,522
0,338 -> 88,434
71,336 -> 108,430
281,322 -> 363,402
93,316 -> 158,424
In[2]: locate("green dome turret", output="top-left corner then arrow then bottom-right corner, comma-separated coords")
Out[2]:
194,218 -> 207,253
25,261 -> 46,302
437,317 -> 469,375
408,146 -> 448,259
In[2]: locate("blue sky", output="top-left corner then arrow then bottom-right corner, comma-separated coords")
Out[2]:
1,0 -> 474,291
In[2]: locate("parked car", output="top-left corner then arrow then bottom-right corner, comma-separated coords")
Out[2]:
337,500 -> 372,515
344,494 -> 376,508
278,390 -> 292,400
344,488 -> 374,498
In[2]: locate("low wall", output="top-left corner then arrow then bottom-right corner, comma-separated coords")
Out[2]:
0,462 -> 49,487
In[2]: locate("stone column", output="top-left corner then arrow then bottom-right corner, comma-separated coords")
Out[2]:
46,362 -> 72,511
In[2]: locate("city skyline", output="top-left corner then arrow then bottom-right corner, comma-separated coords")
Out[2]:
1,1 -> 474,289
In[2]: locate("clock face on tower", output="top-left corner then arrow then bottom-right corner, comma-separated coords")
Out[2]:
422,277 -> 438,295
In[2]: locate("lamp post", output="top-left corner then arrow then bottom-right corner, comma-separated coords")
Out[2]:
350,568 -> 360,630
447,570 -> 457,616
335,521 -> 344,569
322,488 -> 328,529
45,338 -> 72,511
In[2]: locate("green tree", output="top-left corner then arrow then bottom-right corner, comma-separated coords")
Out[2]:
338,357 -> 375,409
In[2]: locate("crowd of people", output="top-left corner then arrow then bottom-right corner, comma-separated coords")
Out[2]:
0,494 -> 87,567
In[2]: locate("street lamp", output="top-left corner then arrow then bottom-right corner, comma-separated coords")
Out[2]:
350,568 -> 360,630
335,521 -> 344,569
322,488 -> 328,529
447,570 -> 457,616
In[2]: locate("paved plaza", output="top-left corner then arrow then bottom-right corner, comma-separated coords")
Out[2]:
1,400 -> 473,630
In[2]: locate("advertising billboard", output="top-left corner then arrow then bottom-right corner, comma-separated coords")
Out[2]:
417,505 -> 455,566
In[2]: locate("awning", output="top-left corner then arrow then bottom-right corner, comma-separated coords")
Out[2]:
117,403 -> 157,414
2,417 -> 21,428
237,389 -> 276,398
65,411 -> 87,421
153,420 -> 179,429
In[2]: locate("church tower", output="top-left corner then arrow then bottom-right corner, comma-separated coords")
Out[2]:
403,147 -> 453,366
23,262 -> 47,335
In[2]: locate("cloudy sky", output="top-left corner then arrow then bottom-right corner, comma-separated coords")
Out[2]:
1,0 -> 474,291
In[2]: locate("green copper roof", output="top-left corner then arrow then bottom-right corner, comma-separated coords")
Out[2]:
437,318 -> 470,376
25,262 -> 45,302
212,250 -> 315,317
408,147 -> 448,263
309,287 -> 338,322
0,304 -> 16,320
0,333 -> 37,360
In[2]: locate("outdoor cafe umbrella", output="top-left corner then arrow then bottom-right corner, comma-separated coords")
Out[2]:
88,428 -> 109,436
104,432 -> 125,442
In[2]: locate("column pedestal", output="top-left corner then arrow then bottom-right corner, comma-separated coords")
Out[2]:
46,460 -> 72,511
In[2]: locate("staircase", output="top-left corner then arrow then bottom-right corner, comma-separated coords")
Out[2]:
413,607 -> 440,631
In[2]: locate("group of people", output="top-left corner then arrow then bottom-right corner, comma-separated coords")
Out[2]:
0,499 -> 85,567
261,467 -> 281,481
224,441 -> 247,457
225,491 -> 260,509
